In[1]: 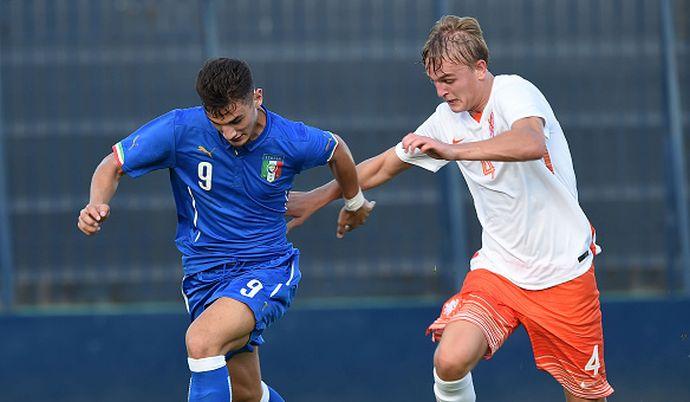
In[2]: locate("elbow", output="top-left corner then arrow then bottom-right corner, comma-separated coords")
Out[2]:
525,142 -> 547,160
520,132 -> 547,161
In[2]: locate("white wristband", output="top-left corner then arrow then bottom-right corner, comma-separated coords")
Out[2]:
344,188 -> 365,211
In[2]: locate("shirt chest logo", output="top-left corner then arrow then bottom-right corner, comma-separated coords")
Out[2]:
482,111 -> 496,179
488,111 -> 495,137
261,154 -> 284,183
197,145 -> 215,158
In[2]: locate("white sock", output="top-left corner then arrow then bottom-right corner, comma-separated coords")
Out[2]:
260,381 -> 270,402
187,356 -> 231,402
187,356 -> 226,373
433,368 -> 476,402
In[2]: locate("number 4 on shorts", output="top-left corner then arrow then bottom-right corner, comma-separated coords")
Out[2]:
585,344 -> 601,376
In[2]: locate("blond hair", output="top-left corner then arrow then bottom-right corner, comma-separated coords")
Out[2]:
422,15 -> 489,73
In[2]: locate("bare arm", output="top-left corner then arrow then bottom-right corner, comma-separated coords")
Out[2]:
286,147 -> 410,231
327,134 -> 360,199
402,117 -> 547,162
358,147 -> 414,190
323,134 -> 376,237
295,147 -> 410,210
77,153 -> 124,235
336,147 -> 412,200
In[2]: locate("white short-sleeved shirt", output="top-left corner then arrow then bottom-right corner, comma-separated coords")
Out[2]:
396,74 -> 599,290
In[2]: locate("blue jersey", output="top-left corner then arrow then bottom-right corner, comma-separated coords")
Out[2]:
112,106 -> 338,275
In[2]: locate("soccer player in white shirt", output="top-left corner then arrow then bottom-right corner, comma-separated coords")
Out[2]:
287,15 -> 613,402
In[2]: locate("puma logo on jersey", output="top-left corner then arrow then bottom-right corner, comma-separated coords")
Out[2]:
324,134 -> 334,151
198,145 -> 214,158
128,135 -> 140,150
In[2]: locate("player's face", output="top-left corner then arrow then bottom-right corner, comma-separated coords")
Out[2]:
427,59 -> 487,113
207,89 -> 264,147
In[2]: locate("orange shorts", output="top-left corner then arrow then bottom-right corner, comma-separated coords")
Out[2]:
427,266 -> 614,399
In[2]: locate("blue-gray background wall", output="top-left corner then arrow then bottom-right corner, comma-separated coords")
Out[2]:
1,0 -> 689,401
2,300 -> 690,401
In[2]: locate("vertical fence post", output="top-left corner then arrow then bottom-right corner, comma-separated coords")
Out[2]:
660,0 -> 690,295
434,0 -> 470,292
0,46 -> 14,312
199,0 -> 220,58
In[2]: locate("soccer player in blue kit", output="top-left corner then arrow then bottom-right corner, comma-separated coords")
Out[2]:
77,58 -> 374,402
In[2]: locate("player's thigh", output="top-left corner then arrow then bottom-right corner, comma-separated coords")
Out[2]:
521,267 -> 613,399
186,297 -> 256,355
429,270 -> 521,375
434,319 -> 488,377
227,347 -> 262,402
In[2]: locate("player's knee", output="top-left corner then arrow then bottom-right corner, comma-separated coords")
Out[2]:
185,327 -> 221,359
434,345 -> 474,380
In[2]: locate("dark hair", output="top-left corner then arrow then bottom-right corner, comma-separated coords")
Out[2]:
195,58 -> 254,118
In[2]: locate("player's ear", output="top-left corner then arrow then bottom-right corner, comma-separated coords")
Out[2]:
474,60 -> 488,80
253,88 -> 263,108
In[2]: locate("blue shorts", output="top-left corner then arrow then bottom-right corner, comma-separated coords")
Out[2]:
181,250 -> 301,358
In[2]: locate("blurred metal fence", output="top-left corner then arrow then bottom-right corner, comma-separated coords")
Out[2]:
0,0 -> 688,308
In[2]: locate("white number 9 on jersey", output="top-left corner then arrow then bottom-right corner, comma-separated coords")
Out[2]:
198,162 -> 213,191
240,279 -> 264,298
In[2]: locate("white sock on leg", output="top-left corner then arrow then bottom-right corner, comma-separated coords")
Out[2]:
260,381 -> 270,402
433,368 -> 476,402
187,356 -> 231,402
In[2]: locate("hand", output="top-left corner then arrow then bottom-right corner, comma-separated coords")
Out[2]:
401,133 -> 457,160
286,191 -> 321,233
77,203 -> 111,235
336,199 -> 376,239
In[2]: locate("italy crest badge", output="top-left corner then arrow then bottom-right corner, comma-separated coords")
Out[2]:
261,154 -> 284,183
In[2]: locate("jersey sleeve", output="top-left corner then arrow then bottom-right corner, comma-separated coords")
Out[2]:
394,109 -> 450,173
112,110 -> 177,178
295,125 -> 339,172
495,77 -> 550,138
